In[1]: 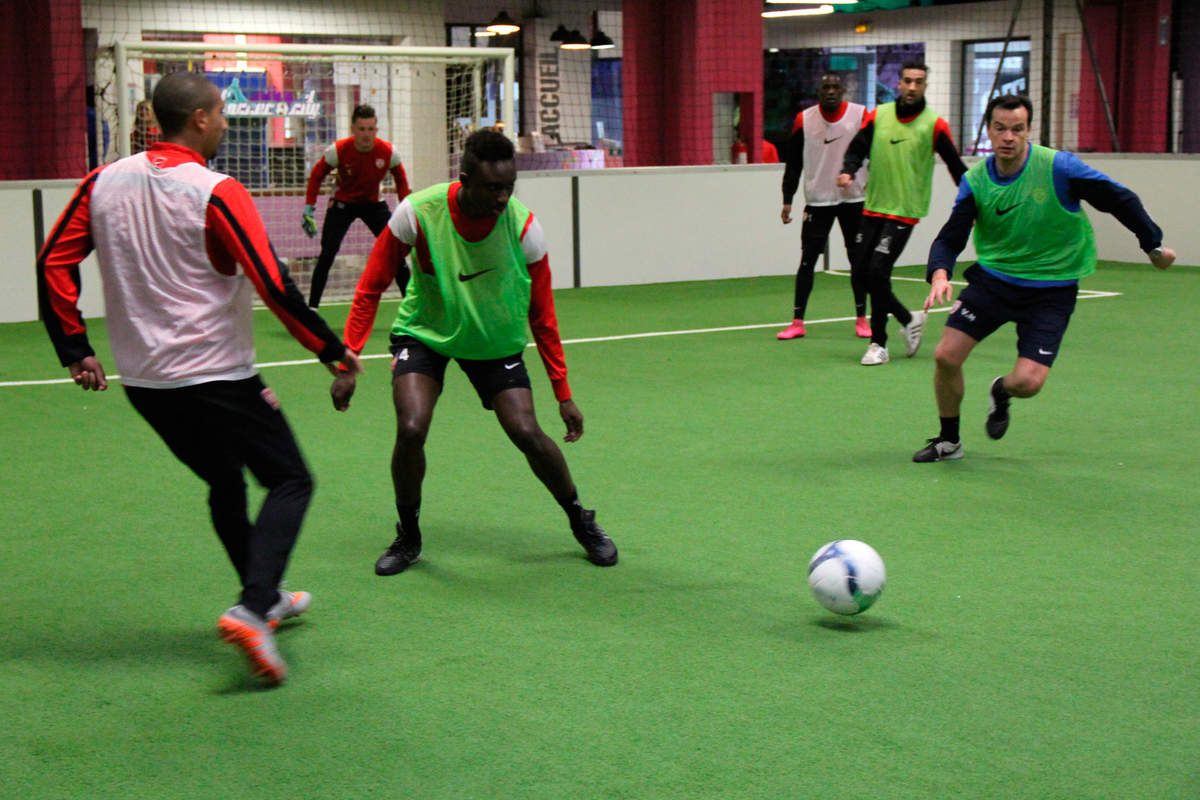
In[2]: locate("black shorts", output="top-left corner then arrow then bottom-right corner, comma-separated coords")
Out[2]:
945,264 -> 1079,367
389,334 -> 531,410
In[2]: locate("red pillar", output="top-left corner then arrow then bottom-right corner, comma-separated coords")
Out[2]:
1077,0 -> 1171,153
0,0 -> 86,179
1116,0 -> 1171,152
622,0 -> 763,166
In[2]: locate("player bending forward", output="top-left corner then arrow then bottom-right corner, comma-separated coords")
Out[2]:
332,129 -> 617,572
912,95 -> 1175,463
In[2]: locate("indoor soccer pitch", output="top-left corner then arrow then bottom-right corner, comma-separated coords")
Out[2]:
1,263 -> 1196,799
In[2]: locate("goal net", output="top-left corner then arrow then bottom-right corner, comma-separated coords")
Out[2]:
103,40 -> 515,304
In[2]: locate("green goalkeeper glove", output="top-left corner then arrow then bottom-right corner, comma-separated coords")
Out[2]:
301,204 -> 317,238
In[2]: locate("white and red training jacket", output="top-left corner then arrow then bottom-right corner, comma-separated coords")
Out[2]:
39,142 -> 345,388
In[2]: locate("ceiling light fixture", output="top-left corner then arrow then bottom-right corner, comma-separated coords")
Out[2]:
561,30 -> 591,50
762,5 -> 836,18
589,10 -> 615,50
590,30 -> 615,49
486,10 -> 520,36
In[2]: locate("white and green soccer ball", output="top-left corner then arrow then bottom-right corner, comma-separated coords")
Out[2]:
807,539 -> 886,615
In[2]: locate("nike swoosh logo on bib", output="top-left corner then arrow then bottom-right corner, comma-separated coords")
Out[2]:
458,268 -> 495,282
889,138 -> 908,144
996,203 -> 1022,216
823,136 -> 842,144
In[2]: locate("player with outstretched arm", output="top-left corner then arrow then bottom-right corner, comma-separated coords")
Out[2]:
912,94 -> 1175,463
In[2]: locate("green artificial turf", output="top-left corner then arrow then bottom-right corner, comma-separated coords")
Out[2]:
1,263 -> 1196,798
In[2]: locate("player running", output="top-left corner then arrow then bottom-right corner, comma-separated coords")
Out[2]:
912,94 -> 1175,463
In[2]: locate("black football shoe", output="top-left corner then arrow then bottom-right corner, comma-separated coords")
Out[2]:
375,523 -> 422,576
571,509 -> 618,566
912,436 -> 964,463
986,376 -> 1011,440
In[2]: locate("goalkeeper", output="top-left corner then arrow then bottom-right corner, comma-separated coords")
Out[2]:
303,104 -> 411,307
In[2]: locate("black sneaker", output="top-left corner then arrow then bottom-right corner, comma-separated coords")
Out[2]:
986,376 -> 1011,440
375,523 -> 421,575
912,436 -> 964,463
571,509 -> 618,566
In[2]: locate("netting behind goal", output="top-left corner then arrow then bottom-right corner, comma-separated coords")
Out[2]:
105,41 -> 514,303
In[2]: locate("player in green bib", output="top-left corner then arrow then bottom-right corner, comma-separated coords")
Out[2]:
913,95 -> 1176,463
332,130 -> 618,570
838,61 -> 967,366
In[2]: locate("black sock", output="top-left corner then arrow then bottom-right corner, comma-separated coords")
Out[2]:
558,492 -> 585,528
397,504 -> 421,536
940,416 -> 960,443
993,378 -> 1011,402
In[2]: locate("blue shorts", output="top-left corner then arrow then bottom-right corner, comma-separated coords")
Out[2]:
945,264 -> 1079,367
389,334 -> 531,410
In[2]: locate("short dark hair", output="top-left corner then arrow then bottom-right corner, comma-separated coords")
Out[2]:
900,61 -> 930,75
461,129 -> 515,178
152,72 -> 218,137
984,94 -> 1034,126
352,104 -> 376,122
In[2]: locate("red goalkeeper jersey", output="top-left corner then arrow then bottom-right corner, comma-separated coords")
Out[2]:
305,137 -> 410,205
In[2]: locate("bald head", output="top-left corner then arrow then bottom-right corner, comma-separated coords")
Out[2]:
153,72 -> 220,137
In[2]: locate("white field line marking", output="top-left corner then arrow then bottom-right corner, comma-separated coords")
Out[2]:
0,277 -> 1123,388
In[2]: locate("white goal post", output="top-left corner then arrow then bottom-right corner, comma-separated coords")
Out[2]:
104,39 -> 515,302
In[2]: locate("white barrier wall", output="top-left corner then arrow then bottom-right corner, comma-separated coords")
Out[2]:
3,155 -> 1195,323
518,155 -> 1193,290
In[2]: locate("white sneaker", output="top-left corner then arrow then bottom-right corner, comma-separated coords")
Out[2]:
903,310 -> 926,357
860,342 -> 890,365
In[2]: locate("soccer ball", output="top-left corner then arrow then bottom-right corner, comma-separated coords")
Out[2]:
807,539 -> 886,615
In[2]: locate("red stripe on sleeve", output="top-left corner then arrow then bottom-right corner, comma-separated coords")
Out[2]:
527,254 -> 570,402
933,117 -> 954,152
208,179 -> 343,360
39,167 -> 103,339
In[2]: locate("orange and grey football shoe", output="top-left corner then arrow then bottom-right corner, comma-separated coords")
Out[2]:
218,605 -> 287,685
266,589 -> 311,630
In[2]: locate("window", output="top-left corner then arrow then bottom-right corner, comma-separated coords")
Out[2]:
446,24 -> 521,136
960,39 -> 1031,155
